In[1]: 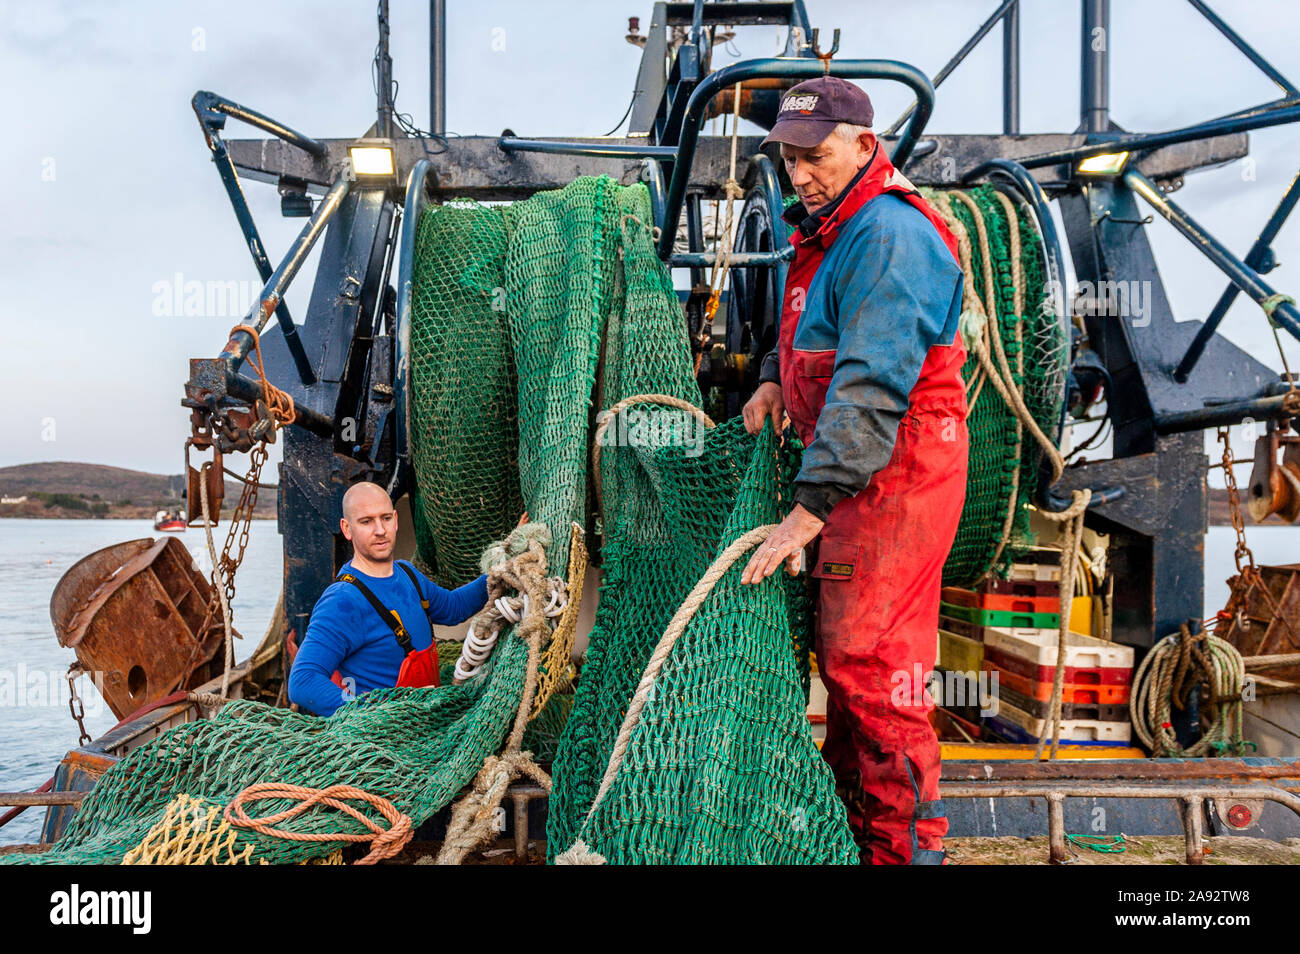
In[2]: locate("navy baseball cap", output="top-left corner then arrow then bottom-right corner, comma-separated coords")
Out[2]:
760,76 -> 875,148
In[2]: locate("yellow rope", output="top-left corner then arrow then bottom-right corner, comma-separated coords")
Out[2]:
122,794 -> 345,865
530,523 -> 587,719
703,82 -> 746,328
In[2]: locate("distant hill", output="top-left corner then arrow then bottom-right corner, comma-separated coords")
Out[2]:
0,462 -> 185,504
0,461 -> 275,519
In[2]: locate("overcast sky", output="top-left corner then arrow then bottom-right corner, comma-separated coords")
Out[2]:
3,0 -> 1300,476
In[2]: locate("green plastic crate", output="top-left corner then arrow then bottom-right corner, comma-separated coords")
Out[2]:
939,601 -> 1061,630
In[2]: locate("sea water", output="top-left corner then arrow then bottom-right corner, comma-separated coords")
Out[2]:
0,518 -> 283,845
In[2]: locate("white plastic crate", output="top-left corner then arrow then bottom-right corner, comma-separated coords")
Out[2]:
983,626 -> 1134,670
990,697 -> 1132,743
1008,562 -> 1062,582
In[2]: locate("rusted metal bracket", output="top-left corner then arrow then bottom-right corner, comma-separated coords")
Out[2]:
1247,418 -> 1300,522
185,438 -> 225,525
0,792 -> 85,807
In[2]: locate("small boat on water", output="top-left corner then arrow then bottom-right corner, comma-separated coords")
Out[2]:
153,509 -> 186,533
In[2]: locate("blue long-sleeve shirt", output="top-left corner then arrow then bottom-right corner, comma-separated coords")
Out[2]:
288,560 -> 488,716
761,189 -> 963,519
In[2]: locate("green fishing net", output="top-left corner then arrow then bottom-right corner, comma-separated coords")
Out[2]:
15,174 -> 1059,865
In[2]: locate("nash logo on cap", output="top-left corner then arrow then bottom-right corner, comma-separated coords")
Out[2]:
781,93 -> 820,114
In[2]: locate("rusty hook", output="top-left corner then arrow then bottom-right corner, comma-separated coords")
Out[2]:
810,28 -> 840,72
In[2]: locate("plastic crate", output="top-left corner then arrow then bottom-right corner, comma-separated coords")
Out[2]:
981,714 -> 1134,747
940,601 -> 1061,630
982,659 -> 1131,704
939,614 -> 984,641
978,576 -> 1061,598
983,645 -> 1132,687
992,682 -> 1129,722
938,629 -> 984,673
982,625 -> 1134,670
941,586 -> 1062,616
983,697 -> 1132,743
1008,562 -> 1061,582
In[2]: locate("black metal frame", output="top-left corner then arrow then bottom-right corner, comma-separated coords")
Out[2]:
191,91 -> 321,386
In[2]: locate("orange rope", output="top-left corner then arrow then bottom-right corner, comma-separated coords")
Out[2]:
224,782 -> 414,865
231,323 -> 297,428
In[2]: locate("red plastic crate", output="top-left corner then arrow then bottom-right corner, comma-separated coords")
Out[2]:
984,644 -> 1132,687
982,660 -> 1131,704
993,682 -> 1129,722
942,586 -> 1062,615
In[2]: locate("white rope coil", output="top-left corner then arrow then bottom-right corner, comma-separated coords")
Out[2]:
453,581 -> 568,683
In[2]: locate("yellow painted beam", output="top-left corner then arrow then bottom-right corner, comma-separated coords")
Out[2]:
941,742 -> 1147,761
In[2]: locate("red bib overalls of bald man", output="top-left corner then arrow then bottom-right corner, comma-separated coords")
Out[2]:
759,142 -> 967,864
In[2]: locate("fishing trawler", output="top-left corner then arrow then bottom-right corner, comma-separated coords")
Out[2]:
4,0 -> 1300,866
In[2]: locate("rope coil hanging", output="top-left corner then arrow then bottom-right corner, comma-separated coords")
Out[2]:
930,186 -> 1090,757
1130,624 -> 1248,757
451,523 -> 568,685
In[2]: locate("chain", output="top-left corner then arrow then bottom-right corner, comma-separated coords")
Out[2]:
1215,426 -> 1300,651
1218,426 -> 1255,574
65,665 -> 91,747
181,447 -> 267,691
172,323 -> 287,698
217,443 -> 268,611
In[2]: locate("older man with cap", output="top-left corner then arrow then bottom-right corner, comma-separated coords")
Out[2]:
739,77 -> 968,865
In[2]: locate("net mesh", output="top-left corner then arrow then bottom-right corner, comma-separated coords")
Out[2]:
408,201 -> 521,587
13,646 -> 526,865
548,415 -> 854,863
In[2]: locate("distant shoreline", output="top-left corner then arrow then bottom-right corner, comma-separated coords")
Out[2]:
0,461 -> 276,521
1,461 -> 1293,528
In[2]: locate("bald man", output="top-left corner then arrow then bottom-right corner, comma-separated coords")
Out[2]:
287,481 -> 488,716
